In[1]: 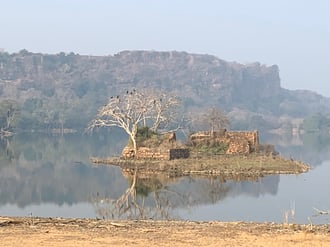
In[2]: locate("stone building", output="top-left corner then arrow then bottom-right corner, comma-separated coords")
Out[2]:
121,129 -> 262,160
189,129 -> 259,155
121,132 -> 190,160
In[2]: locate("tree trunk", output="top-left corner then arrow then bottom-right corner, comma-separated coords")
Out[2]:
131,124 -> 138,155
131,137 -> 137,155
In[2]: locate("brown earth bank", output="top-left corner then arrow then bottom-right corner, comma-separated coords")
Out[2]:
1,216 -> 329,247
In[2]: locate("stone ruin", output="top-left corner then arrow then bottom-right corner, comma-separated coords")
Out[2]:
121,132 -> 190,160
121,129 -> 273,160
189,129 -> 260,155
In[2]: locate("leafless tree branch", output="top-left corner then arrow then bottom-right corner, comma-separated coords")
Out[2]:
88,89 -> 182,155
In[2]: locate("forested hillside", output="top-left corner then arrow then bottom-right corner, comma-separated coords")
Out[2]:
0,49 -> 329,133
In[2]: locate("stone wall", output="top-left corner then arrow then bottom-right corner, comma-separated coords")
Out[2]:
169,148 -> 190,160
189,129 -> 259,155
121,146 -> 189,160
226,131 -> 259,148
122,129 -> 260,159
137,147 -> 169,160
226,136 -> 250,154
226,131 -> 259,154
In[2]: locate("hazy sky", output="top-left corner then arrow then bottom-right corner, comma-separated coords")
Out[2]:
1,0 -> 329,96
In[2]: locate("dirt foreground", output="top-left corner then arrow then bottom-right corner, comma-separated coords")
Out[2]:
0,216 -> 329,247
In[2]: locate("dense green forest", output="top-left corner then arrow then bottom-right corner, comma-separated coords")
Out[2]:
1,49 -> 330,134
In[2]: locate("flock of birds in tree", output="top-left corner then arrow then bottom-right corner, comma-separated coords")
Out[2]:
108,89 -> 163,104
110,89 -> 137,100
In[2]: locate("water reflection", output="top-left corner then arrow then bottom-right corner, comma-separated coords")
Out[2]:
0,132 -> 128,207
0,137 -> 19,163
0,132 -> 329,224
263,132 -> 330,166
92,168 -> 280,220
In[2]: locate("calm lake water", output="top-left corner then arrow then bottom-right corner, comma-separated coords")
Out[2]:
0,131 -> 329,224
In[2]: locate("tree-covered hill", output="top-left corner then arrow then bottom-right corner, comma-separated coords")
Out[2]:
0,49 -> 329,132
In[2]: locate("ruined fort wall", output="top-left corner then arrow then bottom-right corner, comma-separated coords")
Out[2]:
122,147 -> 189,160
122,130 -> 260,159
226,131 -> 259,149
189,130 -> 259,154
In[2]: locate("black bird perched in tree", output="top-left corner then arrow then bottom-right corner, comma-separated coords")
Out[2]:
127,90 -> 129,94
116,95 -> 119,99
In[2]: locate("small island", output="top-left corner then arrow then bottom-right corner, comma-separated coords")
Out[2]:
88,88 -> 309,178
91,128 -> 309,178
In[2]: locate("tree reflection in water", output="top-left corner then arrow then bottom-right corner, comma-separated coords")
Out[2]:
92,168 -> 185,220
0,137 -> 19,163
91,168 -> 236,220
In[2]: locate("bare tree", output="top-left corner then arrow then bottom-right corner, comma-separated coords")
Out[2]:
204,107 -> 229,135
191,107 -> 229,135
89,90 -> 149,154
88,89 -> 181,155
147,90 -> 181,132
0,100 -> 20,135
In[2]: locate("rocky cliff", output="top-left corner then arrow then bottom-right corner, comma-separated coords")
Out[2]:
0,49 -> 329,131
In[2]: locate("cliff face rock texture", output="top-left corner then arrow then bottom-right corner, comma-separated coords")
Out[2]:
0,50 -> 281,104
